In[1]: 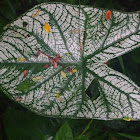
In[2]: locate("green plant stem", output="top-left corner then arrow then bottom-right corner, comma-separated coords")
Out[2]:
118,56 -> 125,74
76,120 -> 93,139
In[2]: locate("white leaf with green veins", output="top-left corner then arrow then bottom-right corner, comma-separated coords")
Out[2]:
0,3 -> 140,120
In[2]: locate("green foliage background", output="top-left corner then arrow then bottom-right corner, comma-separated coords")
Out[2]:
0,0 -> 140,139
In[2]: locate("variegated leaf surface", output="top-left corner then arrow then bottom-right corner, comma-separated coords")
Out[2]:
0,3 -> 140,120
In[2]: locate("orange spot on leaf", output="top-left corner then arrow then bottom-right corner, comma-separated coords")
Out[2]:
32,9 -> 40,18
34,51 -> 40,58
42,64 -> 49,68
104,61 -> 108,65
44,23 -> 50,33
23,70 -> 27,76
16,97 -> 22,101
105,10 -> 112,20
55,54 -> 60,62
49,54 -> 61,68
56,54 -> 60,58
53,61 -> 58,68
49,58 -> 58,68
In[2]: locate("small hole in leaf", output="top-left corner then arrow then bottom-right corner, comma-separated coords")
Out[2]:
86,79 -> 100,100
23,21 -> 28,28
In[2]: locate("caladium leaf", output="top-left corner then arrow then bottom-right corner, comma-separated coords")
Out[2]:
53,122 -> 73,140
0,3 -> 140,120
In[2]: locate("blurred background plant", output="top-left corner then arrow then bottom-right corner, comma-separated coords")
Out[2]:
0,0 -> 140,139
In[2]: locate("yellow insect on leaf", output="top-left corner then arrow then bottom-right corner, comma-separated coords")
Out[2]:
61,71 -> 66,78
16,57 -> 26,62
56,93 -> 59,98
123,117 -> 131,121
72,69 -> 77,73
44,23 -> 50,33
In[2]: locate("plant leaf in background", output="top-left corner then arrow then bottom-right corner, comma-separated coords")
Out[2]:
118,133 -> 140,140
76,120 -> 93,139
0,3 -> 140,120
53,122 -> 73,140
3,108 -> 63,140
